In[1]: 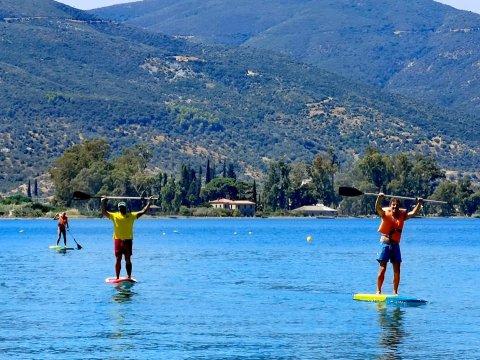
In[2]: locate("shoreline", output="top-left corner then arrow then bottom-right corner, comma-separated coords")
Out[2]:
0,215 -> 474,220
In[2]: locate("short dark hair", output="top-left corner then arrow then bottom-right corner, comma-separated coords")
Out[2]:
389,198 -> 400,206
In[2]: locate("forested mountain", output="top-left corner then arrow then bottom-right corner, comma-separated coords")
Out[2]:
93,0 -> 480,116
0,0 -> 478,193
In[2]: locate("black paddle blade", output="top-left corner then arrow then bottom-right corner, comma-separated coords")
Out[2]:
72,191 -> 91,200
338,186 -> 364,197
77,244 -> 82,250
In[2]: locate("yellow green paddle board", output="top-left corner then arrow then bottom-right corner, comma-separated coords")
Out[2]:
49,245 -> 74,251
354,293 -> 427,304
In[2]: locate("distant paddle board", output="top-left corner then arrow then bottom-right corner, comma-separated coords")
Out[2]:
105,277 -> 137,285
354,293 -> 427,304
49,245 -> 74,251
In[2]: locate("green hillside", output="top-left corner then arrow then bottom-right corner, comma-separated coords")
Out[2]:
93,0 -> 480,116
0,0 -> 478,193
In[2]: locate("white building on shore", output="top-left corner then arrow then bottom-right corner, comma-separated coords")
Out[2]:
291,203 -> 338,217
209,198 -> 256,216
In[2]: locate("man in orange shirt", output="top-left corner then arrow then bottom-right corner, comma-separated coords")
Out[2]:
54,212 -> 69,246
101,197 -> 153,279
375,193 -> 423,295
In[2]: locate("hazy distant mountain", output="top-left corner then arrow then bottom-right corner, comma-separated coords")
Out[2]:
0,0 -> 478,192
92,0 -> 480,115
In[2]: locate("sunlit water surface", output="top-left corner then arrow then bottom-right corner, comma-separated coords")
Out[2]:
1,218 -> 478,359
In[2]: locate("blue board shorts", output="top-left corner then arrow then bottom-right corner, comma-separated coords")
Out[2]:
377,240 -> 402,263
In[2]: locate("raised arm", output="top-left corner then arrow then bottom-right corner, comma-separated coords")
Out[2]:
101,197 -> 109,217
406,198 -> 423,220
136,197 -> 153,219
375,193 -> 385,217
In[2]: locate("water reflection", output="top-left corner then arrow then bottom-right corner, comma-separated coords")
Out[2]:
107,284 -> 137,345
112,283 -> 136,303
376,303 -> 405,360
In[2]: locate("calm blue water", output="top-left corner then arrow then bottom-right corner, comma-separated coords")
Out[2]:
0,218 -> 478,359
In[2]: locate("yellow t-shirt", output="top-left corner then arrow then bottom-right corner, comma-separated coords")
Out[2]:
107,211 -> 139,240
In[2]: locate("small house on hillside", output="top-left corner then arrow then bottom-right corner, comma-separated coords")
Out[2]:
209,198 -> 256,217
292,204 -> 338,218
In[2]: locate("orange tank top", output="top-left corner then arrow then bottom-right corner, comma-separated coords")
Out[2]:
377,208 -> 406,243
58,215 -> 68,227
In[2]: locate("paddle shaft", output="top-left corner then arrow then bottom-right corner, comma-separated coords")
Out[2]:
73,191 -> 158,200
98,195 -> 158,200
67,228 -> 82,249
362,192 -> 447,204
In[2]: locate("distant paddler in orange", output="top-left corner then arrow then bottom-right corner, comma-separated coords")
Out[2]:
53,212 -> 69,246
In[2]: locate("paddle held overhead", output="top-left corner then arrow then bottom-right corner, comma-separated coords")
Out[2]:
338,186 -> 448,204
73,191 -> 158,201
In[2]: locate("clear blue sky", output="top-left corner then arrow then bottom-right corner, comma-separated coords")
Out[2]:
55,0 -> 480,13
435,0 -> 480,13
55,0 -> 140,10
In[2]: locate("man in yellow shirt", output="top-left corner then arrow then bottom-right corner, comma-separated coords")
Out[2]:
101,197 -> 153,279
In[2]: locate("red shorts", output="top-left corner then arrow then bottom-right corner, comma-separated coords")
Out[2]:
114,239 -> 133,257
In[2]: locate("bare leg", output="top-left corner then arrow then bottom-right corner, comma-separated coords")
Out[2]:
392,262 -> 401,295
377,261 -> 387,294
62,229 -> 67,246
56,228 -> 61,246
125,254 -> 132,278
115,255 -> 122,279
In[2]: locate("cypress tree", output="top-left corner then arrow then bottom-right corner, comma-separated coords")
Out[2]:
206,159 -> 211,184
27,179 -> 32,198
227,163 -> 236,179
198,165 -> 202,187
34,178 -> 38,197
179,164 -> 190,205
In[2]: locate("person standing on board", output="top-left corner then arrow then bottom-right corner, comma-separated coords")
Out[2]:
101,197 -> 153,279
375,193 -> 423,295
54,212 -> 69,246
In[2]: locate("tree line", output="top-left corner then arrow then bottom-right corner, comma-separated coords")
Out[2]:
49,139 -> 480,217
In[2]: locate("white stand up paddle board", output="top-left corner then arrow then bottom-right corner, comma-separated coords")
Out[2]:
105,277 -> 137,285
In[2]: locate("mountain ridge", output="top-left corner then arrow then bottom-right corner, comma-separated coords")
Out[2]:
92,0 -> 480,116
0,0 -> 478,193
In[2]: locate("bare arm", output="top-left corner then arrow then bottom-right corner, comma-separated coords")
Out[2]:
375,193 -> 385,217
406,198 -> 423,220
136,196 -> 153,219
101,197 -> 109,217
